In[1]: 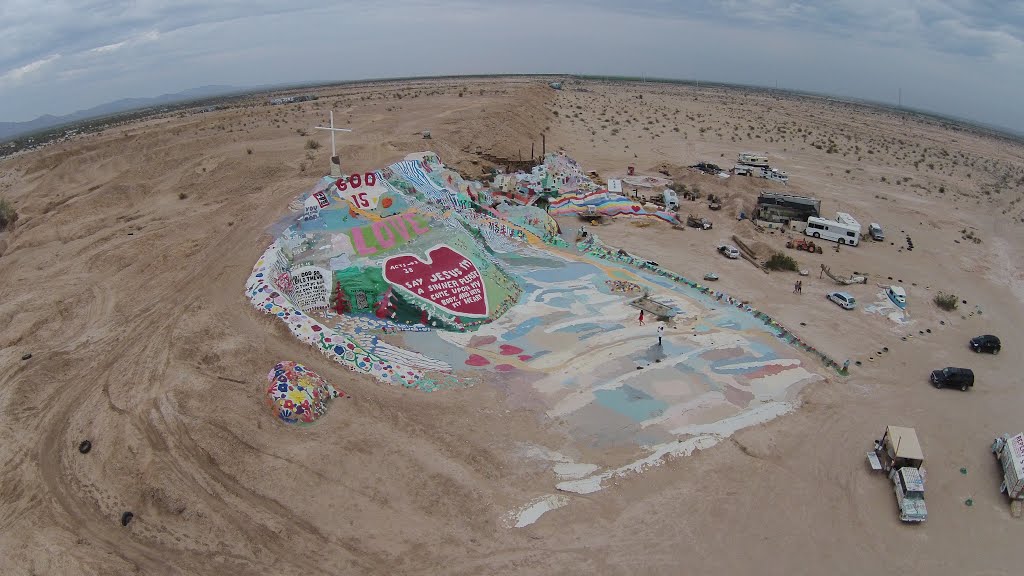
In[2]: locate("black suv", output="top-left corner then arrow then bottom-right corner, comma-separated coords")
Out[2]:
930,367 -> 974,391
969,335 -> 1001,354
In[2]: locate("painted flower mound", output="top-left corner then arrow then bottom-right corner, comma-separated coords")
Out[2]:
266,361 -> 345,424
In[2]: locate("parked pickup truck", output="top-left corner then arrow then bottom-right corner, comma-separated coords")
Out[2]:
891,467 -> 928,522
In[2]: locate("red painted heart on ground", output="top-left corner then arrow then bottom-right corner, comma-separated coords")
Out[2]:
383,245 -> 489,317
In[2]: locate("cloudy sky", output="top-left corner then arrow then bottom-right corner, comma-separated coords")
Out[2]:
2,0 -> 1023,133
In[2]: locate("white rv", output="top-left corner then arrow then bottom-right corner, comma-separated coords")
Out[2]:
663,189 -> 679,210
763,167 -> 789,184
733,165 -> 788,184
805,213 -> 861,246
835,212 -> 862,234
738,152 -> 769,167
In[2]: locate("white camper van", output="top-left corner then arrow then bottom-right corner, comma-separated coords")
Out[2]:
763,167 -> 789,184
737,152 -> 769,167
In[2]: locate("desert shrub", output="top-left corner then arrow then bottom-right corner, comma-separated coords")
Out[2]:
934,292 -> 958,311
246,148 -> 253,155
305,139 -> 321,150
765,252 -> 799,271
178,192 -> 188,200
0,197 -> 17,230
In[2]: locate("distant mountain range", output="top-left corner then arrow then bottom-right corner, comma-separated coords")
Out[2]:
0,85 -> 249,141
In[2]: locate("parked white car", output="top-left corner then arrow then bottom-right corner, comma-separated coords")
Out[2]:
718,245 -> 740,259
827,291 -> 856,310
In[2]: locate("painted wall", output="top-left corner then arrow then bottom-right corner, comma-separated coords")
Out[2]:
384,244 -> 489,318
290,265 -> 332,310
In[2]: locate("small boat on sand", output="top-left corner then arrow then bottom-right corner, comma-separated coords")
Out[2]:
887,285 -> 907,309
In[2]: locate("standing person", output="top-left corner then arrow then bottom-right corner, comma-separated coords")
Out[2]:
657,324 -> 665,346
638,310 -> 645,326
793,281 -> 799,294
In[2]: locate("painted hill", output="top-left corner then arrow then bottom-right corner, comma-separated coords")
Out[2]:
245,150 -> 684,389
247,152 -> 564,389
269,152 -> 536,329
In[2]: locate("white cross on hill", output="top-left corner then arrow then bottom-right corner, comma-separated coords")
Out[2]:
314,110 -> 352,177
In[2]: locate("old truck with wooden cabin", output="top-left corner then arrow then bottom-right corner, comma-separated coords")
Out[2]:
869,426 -> 928,523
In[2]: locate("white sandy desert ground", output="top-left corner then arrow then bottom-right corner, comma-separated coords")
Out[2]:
2,77 -> 1023,575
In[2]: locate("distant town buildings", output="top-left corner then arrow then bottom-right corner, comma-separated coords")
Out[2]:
269,95 -> 319,105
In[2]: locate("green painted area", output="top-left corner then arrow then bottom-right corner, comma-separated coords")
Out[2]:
333,266 -> 389,312
349,212 -> 433,257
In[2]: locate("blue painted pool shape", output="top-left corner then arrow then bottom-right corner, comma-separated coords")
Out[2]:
746,340 -> 777,357
554,322 -> 620,335
501,316 -> 546,340
594,385 -> 669,422
544,296 -> 574,309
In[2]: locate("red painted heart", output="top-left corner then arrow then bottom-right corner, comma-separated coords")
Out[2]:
499,344 -> 523,355
383,245 -> 489,317
631,205 -> 641,212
